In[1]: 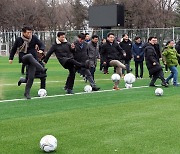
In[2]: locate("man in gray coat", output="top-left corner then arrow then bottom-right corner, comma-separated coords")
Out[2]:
87,35 -> 99,80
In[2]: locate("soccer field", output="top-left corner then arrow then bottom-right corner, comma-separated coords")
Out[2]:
0,56 -> 180,154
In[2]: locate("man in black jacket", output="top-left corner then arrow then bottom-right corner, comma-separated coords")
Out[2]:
175,40 -> 180,65
101,32 -> 126,90
120,34 -> 132,74
44,32 -> 85,94
9,26 -> 46,99
144,37 -> 168,87
153,37 -> 161,62
73,33 -> 100,91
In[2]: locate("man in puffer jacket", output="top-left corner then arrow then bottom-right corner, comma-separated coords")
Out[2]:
144,37 -> 168,87
162,40 -> 180,86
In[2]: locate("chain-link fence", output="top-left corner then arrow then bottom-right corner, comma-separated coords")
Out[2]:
1,27 -> 180,53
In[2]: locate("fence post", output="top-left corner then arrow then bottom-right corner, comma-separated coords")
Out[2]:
173,27 -> 175,41
147,28 -> 150,39
101,29 -> 104,39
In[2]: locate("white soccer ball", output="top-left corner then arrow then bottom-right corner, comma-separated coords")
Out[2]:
124,73 -> 136,84
155,88 -> 163,96
40,135 -> 57,153
84,85 -> 92,93
111,73 -> 120,82
38,89 -> 47,97
125,83 -> 132,89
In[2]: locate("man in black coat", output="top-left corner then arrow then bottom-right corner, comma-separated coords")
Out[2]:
44,32 -> 85,94
101,32 -> 126,90
175,40 -> 180,65
9,26 -> 46,99
120,34 -> 132,74
73,33 -> 100,91
153,37 -> 161,62
143,37 -> 168,87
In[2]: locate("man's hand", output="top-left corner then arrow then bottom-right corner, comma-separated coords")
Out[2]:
71,43 -> 75,49
123,53 -> 126,57
9,60 -> 13,64
103,62 -> 106,65
37,50 -> 43,54
153,62 -> 156,65
137,55 -> 140,58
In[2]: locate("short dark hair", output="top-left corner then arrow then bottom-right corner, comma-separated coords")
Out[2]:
166,40 -> 173,46
122,33 -> 128,37
107,32 -> 114,37
22,26 -> 33,32
57,32 -> 65,37
78,33 -> 86,40
85,33 -> 89,36
148,36 -> 154,42
91,35 -> 99,39
134,36 -> 141,41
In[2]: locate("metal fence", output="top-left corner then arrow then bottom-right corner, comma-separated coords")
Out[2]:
1,27 -> 180,53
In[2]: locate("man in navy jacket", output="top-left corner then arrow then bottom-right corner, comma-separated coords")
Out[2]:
132,36 -> 144,78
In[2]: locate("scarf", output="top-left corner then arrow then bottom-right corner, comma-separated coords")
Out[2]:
18,34 -> 32,53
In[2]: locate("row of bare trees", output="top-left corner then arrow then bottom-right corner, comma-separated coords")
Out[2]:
0,0 -> 179,31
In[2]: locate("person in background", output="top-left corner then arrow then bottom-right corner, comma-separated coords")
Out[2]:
9,26 -> 46,99
120,34 -> 132,75
132,36 -> 144,79
73,33 -> 100,91
175,39 -> 180,65
162,40 -> 180,86
87,35 -> 99,80
99,38 -> 108,74
101,32 -> 126,90
153,37 -> 161,62
85,33 -> 91,43
143,37 -> 168,87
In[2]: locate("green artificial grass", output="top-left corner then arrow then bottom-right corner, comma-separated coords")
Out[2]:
0,56 -> 180,154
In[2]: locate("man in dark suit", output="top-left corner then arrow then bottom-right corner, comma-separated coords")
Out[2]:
9,26 -> 46,99
143,37 -> 168,87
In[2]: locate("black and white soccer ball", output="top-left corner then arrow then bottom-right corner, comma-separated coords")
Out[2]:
38,89 -> 47,97
84,85 -> 92,93
155,88 -> 163,96
124,73 -> 136,84
111,73 -> 120,82
40,135 -> 57,152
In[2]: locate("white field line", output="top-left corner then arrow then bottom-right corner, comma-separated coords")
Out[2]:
0,85 -> 150,103
0,78 -> 148,86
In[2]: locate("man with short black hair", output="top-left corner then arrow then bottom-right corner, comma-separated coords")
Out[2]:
44,32 -> 85,94
132,36 -> 144,78
87,35 -> 99,80
143,37 -> 168,87
9,26 -> 46,99
120,34 -> 132,74
73,33 -> 100,91
101,32 -> 126,90
85,33 -> 91,43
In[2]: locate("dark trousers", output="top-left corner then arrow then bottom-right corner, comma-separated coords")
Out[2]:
64,59 -> 82,90
77,68 -> 96,87
150,70 -> 166,86
135,61 -> 143,78
90,67 -> 96,80
21,77 -> 46,89
22,54 -> 44,95
122,60 -> 130,74
21,63 -> 26,74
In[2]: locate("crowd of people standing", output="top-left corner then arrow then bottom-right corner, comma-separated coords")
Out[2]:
9,26 -> 180,99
